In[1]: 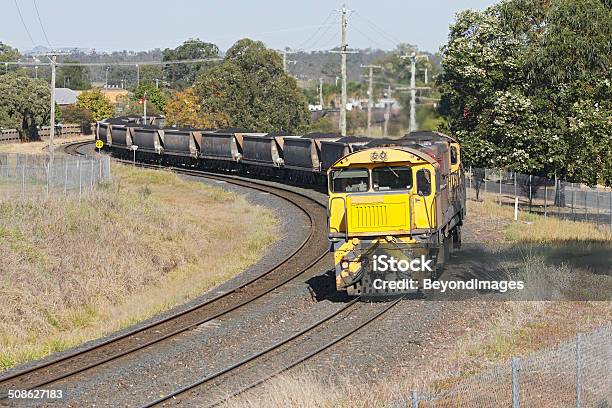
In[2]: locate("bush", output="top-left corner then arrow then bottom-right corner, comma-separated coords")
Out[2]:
60,105 -> 93,134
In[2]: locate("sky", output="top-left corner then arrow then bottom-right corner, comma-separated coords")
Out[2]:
2,0 -> 497,54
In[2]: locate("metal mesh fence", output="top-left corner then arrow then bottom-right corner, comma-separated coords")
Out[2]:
0,152 -> 112,202
401,327 -> 611,408
467,167 -> 612,227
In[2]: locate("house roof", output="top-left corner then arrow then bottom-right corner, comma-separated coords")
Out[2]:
54,88 -> 78,105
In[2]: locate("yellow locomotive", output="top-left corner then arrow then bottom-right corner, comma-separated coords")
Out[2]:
327,131 -> 466,297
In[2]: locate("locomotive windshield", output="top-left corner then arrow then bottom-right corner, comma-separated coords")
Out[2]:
330,168 -> 369,192
372,166 -> 412,191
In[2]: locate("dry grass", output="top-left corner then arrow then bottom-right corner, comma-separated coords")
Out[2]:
467,196 -> 612,243
226,193 -> 611,408
0,135 -> 93,154
0,163 -> 278,371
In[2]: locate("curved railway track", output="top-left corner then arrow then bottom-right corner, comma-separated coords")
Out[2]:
141,297 -> 402,408
0,140 -> 329,401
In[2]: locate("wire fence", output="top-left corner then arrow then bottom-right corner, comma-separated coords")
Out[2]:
0,152 -> 112,202
467,167 -> 612,227
394,326 -> 611,408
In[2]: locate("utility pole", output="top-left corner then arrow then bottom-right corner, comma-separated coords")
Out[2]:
105,67 -> 109,88
155,78 -> 159,89
361,64 -> 381,137
49,54 -> 57,162
319,78 -> 324,107
281,49 -> 297,73
136,64 -> 140,87
409,53 -> 417,133
35,65 -> 38,79
384,85 -> 391,138
331,5 -> 357,136
143,91 -> 147,124
400,52 -> 429,133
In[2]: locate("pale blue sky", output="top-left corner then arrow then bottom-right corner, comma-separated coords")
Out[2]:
2,0 -> 497,53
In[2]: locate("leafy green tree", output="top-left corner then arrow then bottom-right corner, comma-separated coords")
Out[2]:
56,61 -> 91,90
76,89 -> 114,121
133,83 -> 166,113
60,104 -> 93,134
0,42 -> 20,64
438,0 -> 611,185
162,39 -> 220,89
191,39 -> 311,133
0,73 -> 51,140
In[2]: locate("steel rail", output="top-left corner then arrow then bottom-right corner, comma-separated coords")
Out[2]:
142,297 -> 403,408
0,141 -> 328,398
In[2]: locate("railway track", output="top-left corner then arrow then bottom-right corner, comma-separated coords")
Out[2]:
140,297 -> 402,408
0,140 -> 329,401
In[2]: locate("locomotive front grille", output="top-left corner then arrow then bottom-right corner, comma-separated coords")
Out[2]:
352,204 -> 388,228
346,194 -> 411,234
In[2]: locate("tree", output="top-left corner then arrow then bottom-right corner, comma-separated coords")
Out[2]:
165,88 -> 213,128
56,61 -> 91,90
133,83 -> 166,113
0,42 -> 20,64
162,39 -> 220,89
76,89 -> 114,121
438,0 -> 611,185
190,39 -> 311,133
0,73 -> 51,140
60,105 -> 93,134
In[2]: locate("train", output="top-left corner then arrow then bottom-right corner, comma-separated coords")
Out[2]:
97,116 -> 466,298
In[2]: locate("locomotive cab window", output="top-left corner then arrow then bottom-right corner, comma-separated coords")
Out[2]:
330,168 -> 369,193
416,169 -> 432,196
451,146 -> 458,165
372,166 -> 412,191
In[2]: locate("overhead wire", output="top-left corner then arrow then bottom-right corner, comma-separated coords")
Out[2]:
353,10 -> 401,48
13,0 -> 37,48
294,10 -> 335,50
32,0 -> 52,49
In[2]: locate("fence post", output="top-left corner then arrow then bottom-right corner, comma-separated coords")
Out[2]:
499,170 -> 502,205
584,191 -> 588,222
544,180 -> 548,217
90,159 -> 94,191
78,160 -> 82,200
21,164 -> 25,203
469,166 -> 472,190
411,390 -> 418,408
571,183 -> 576,221
45,163 -> 50,196
576,333 -> 582,408
512,357 -> 520,408
528,175 -> 532,213
64,161 -> 68,196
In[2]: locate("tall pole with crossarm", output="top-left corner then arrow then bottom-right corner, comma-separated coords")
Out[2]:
362,64 -> 381,137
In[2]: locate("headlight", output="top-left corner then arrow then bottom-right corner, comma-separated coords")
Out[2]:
341,260 -> 350,269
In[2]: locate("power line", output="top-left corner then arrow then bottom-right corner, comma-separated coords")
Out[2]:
13,0 -> 37,48
3,57 -> 222,67
300,17 -> 338,51
32,0 -> 52,49
352,24 -> 389,50
353,11 -> 401,47
295,11 -> 336,50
